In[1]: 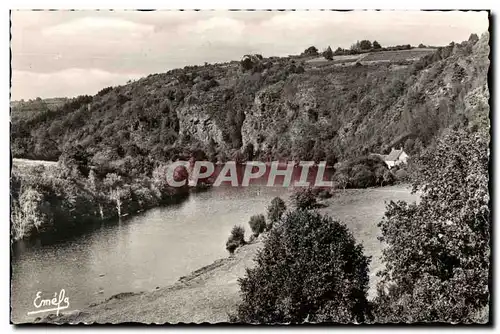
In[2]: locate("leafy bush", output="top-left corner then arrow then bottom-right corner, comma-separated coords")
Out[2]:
226,225 -> 246,254
350,166 -> 374,188
236,210 -> 371,324
359,40 -> 372,50
323,46 -> 333,60
10,35 -> 489,204
225,239 -> 240,255
374,129 -> 490,323
302,46 -> 319,56
334,156 -> 392,189
248,214 -> 266,237
291,187 -> 316,210
317,188 -> 332,199
97,86 -> 113,96
266,197 -> 286,229
393,168 -> 408,182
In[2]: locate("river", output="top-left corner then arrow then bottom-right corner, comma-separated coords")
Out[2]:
11,183 -> 293,323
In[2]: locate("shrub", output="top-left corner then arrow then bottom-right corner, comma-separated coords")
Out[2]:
226,225 -> 246,254
248,214 -> 266,237
359,40 -> 372,50
317,189 -> 332,199
97,86 -> 113,96
350,166 -> 375,188
236,210 -> 371,323
334,156 -> 389,189
394,168 -> 408,182
291,187 -> 316,210
323,46 -> 333,60
266,197 -> 286,229
374,129 -> 490,323
225,239 -> 240,255
302,46 -> 319,56
231,225 -> 245,243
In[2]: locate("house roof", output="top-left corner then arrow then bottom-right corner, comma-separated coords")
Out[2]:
385,149 -> 404,161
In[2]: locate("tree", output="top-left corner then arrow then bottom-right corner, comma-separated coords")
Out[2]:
103,173 -> 129,217
418,43 -> 426,48
350,166 -> 374,188
60,144 -> 90,178
226,225 -> 246,254
303,46 -> 319,56
350,41 -> 361,52
11,187 -> 50,240
87,170 -> 105,219
243,142 -> 255,161
374,165 -> 387,186
248,214 -> 266,237
334,171 -> 349,191
382,169 -> 394,186
373,40 -> 382,49
334,47 -> 344,55
267,197 -> 287,229
291,187 -> 316,210
236,210 -> 371,324
323,46 -> 333,61
468,33 -> 479,44
359,40 -> 372,50
374,129 -> 490,323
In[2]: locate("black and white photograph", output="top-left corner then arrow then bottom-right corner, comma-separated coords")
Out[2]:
9,9 -> 491,325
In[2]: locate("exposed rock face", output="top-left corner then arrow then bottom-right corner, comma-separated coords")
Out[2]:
172,33 -> 489,161
11,33 -> 489,163
177,104 -> 225,147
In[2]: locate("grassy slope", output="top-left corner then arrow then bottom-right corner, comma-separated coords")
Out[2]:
36,185 -> 417,324
318,185 -> 419,298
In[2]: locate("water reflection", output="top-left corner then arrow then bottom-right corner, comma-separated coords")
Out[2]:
11,184 -> 293,323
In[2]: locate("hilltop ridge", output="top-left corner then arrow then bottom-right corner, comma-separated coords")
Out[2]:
11,33 -> 489,177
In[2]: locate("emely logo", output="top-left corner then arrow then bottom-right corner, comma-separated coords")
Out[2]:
27,289 -> 70,316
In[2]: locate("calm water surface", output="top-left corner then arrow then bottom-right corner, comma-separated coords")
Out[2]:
11,185 -> 292,323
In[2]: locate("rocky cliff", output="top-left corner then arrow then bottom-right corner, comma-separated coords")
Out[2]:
11,33 -> 489,173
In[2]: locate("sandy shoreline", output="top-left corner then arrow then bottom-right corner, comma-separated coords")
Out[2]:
36,239 -> 263,324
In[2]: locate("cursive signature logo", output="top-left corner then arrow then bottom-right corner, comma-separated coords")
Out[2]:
27,289 -> 70,316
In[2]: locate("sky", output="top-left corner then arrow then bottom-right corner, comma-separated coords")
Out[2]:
10,10 -> 489,100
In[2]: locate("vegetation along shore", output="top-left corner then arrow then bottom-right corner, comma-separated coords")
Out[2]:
12,32 -> 490,324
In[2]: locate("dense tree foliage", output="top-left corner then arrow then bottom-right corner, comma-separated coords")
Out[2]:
248,214 -> 266,237
302,46 -> 319,56
11,34 -> 488,178
374,128 -> 490,323
226,225 -> 246,254
290,187 -> 317,210
236,210 -> 371,324
323,46 -> 333,60
359,40 -> 373,50
333,156 -> 393,189
266,196 -> 287,229
10,161 -> 189,242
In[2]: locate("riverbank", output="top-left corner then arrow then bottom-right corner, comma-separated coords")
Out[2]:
32,184 -> 418,324
37,238 -> 264,324
10,162 -> 197,243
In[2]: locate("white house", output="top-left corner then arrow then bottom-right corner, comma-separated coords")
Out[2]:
383,148 -> 409,169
